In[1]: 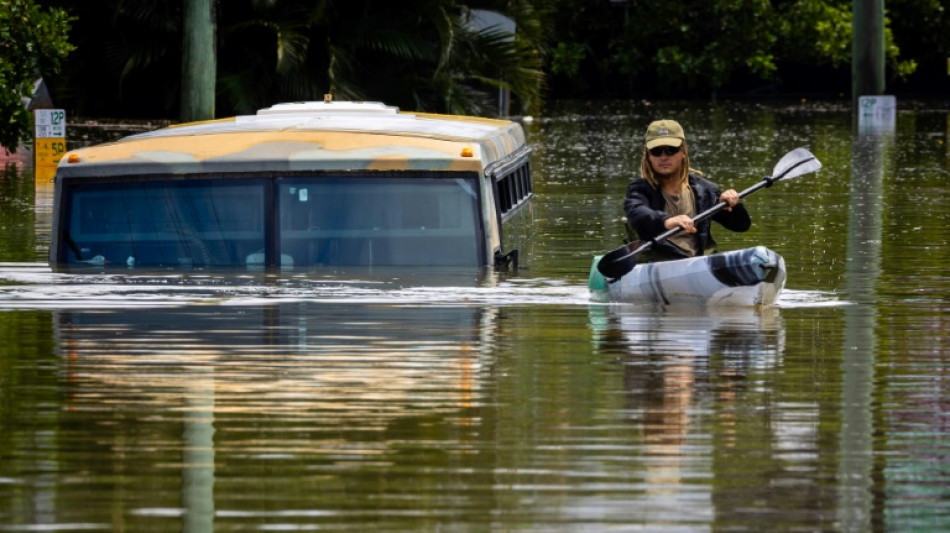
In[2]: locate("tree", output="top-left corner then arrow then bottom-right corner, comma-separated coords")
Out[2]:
625,0 -> 778,97
216,0 -> 545,117
884,0 -> 948,92
546,0 -> 920,99
775,0 -> 915,80
0,0 -> 73,153
42,0 -> 546,119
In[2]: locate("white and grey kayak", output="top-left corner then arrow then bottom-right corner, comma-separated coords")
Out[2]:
589,246 -> 786,307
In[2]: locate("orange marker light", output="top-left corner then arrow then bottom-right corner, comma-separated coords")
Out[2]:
67,153 -> 80,164
460,147 -> 474,158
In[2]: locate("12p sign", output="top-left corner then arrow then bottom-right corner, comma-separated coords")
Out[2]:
34,109 -> 67,182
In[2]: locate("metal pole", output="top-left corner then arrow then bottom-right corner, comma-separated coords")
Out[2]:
851,0 -> 885,105
181,0 -> 216,122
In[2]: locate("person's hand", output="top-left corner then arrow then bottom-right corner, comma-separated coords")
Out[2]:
664,214 -> 696,233
720,189 -> 740,211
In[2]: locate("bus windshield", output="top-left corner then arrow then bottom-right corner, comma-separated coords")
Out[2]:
58,175 -> 483,269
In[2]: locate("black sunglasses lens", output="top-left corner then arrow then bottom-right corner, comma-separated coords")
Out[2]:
649,146 -> 680,156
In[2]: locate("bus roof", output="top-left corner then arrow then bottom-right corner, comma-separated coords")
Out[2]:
56,101 -> 528,178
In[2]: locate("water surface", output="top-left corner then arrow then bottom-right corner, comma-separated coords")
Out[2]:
2,100 -> 950,531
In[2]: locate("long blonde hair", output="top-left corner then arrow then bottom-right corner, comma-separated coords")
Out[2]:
639,144 -> 702,189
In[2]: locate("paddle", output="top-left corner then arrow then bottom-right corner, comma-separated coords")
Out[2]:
596,147 -> 822,280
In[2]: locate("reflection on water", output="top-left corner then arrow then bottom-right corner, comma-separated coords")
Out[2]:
0,262 -> 840,311
58,304 -> 493,429
3,101 -> 950,531
836,120 -> 888,531
587,303 -> 838,530
33,303 -> 496,531
24,300 -> 803,531
0,265 -> 592,310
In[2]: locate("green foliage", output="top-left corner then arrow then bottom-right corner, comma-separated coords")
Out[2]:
36,0 -> 949,114
0,0 -> 73,152
778,0 -> 852,67
883,20 -> 917,81
887,0 -> 949,73
550,42 -> 585,77
216,0 -> 546,116
778,1 -> 916,79
47,0 -> 546,119
565,0 -> 782,97
601,0 -> 779,96
548,0 -> 927,98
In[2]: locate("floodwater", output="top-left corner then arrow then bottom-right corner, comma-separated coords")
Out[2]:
1,100 -> 949,531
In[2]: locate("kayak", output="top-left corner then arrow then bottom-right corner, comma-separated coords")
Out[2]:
588,246 -> 786,307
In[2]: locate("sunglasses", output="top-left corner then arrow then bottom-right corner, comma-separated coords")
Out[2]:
648,145 -> 681,157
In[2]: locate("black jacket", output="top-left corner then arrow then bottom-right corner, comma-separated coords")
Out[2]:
623,172 -> 751,260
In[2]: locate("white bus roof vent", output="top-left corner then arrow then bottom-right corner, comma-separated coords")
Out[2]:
256,101 -> 399,116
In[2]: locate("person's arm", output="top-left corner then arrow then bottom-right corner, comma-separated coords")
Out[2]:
623,180 -> 669,240
711,187 -> 751,232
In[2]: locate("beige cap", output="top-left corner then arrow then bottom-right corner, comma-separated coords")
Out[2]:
645,119 -> 685,149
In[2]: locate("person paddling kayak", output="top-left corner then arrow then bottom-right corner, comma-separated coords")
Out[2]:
624,119 -> 751,262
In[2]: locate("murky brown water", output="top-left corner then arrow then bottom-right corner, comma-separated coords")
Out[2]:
2,100 -> 949,531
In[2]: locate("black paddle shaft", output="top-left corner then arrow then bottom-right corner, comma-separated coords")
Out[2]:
662,180 -> 766,237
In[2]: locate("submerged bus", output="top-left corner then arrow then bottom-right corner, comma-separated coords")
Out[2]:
50,101 -> 533,271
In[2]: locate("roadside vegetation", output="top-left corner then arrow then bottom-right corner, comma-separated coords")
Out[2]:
0,0 -> 73,152
3,0 -> 949,151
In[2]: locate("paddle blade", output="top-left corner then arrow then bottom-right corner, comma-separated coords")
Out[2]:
771,147 -> 822,182
597,243 -> 639,279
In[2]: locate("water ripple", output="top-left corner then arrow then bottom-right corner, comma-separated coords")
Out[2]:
0,263 -> 845,310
